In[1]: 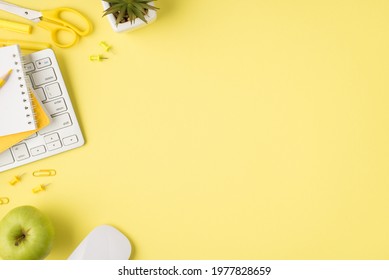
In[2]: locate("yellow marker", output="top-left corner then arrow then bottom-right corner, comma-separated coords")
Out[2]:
32,184 -> 47,193
0,197 -> 10,205
0,19 -> 32,34
89,54 -> 108,62
9,175 -> 22,186
33,169 -> 56,177
0,69 -> 12,89
0,39 -> 51,51
99,41 -> 112,52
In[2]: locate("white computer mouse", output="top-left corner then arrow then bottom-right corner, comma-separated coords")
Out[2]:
67,225 -> 132,260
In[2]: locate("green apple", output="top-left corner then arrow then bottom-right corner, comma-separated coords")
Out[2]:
0,205 -> 54,260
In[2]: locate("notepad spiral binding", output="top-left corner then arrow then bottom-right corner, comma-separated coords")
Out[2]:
12,48 -> 37,128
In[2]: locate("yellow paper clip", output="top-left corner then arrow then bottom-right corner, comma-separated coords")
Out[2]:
0,197 -> 10,205
99,41 -> 112,52
33,169 -> 56,177
0,197 -> 9,205
89,54 -> 108,62
32,184 -> 47,194
9,174 -> 23,186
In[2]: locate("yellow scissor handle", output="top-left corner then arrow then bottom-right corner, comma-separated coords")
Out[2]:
41,7 -> 93,37
37,20 -> 79,48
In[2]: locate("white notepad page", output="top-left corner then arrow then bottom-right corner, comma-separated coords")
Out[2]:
0,45 -> 36,136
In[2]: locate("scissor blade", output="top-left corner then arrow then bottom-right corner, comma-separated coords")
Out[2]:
0,0 -> 42,22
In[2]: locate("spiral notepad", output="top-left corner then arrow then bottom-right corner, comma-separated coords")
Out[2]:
0,44 -> 36,137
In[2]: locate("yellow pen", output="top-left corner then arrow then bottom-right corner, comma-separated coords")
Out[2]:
0,39 -> 51,51
0,69 -> 12,89
0,19 -> 32,34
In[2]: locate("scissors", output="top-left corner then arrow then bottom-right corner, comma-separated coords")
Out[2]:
0,0 -> 92,48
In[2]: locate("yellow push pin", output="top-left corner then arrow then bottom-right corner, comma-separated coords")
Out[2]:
9,174 -> 23,186
99,41 -> 112,52
32,184 -> 48,194
89,54 -> 108,62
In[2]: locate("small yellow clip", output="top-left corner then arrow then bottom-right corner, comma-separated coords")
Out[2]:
0,197 -> 10,205
32,184 -> 47,194
99,41 -> 112,52
89,54 -> 108,62
33,169 -> 56,177
9,175 -> 22,185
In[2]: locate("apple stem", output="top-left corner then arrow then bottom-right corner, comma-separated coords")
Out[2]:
15,234 -> 26,246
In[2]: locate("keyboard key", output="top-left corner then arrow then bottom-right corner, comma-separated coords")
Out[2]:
63,135 -> 79,146
45,83 -> 62,99
25,75 -> 33,88
34,88 -> 46,102
30,145 -> 47,156
31,68 -> 57,86
39,113 -> 72,135
24,62 -> 35,72
45,98 -> 67,115
25,133 -> 38,140
0,150 -> 15,167
47,140 -> 62,151
36,57 -> 51,69
12,144 -> 30,161
44,133 -> 60,143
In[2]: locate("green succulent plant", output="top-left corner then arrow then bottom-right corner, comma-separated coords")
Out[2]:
103,0 -> 159,25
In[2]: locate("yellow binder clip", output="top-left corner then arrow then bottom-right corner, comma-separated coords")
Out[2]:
0,197 -> 10,205
32,184 -> 48,194
33,169 -> 56,177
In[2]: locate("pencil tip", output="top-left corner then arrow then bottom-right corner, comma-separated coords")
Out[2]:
0,69 -> 13,88
5,69 -> 12,78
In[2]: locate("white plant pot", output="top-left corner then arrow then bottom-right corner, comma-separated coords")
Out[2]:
101,1 -> 157,33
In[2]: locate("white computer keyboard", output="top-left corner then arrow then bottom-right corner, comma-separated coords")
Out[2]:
0,48 -> 84,172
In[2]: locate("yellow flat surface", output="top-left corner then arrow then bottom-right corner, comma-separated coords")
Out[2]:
1,0 -> 389,259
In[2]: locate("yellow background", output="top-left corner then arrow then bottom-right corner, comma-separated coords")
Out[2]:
1,0 -> 389,259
